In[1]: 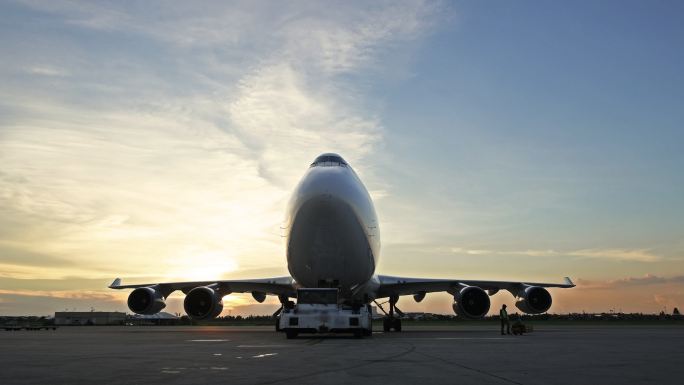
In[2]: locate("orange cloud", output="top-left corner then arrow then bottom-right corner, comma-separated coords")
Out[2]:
0,289 -> 123,301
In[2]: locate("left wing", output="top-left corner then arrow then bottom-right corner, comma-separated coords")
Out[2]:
376,275 -> 574,298
109,276 -> 297,298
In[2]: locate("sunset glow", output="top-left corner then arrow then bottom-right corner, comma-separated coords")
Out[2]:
1,1 -> 683,316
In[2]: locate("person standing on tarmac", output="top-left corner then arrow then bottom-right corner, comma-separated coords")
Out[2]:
500,304 -> 511,335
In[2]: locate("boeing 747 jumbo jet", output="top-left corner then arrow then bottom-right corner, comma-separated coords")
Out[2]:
110,153 -> 574,333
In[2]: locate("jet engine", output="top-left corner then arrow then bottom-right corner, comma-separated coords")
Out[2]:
252,291 -> 267,303
515,286 -> 552,314
184,286 -> 224,320
127,287 -> 166,315
452,286 -> 490,319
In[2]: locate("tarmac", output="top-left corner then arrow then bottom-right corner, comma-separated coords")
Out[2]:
0,324 -> 682,385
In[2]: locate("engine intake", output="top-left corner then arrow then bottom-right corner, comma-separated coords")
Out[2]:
452,286 -> 490,319
127,287 -> 166,315
515,286 -> 552,314
184,286 -> 224,320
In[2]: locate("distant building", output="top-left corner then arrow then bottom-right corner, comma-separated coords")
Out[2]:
54,312 -> 126,326
128,312 -> 181,325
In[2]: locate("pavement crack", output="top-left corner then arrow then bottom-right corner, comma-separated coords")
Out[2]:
415,350 -> 526,385
255,343 -> 417,385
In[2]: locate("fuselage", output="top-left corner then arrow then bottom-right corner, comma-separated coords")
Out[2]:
284,154 -> 380,299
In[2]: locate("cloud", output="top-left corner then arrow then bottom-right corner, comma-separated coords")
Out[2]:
575,274 -> 684,289
0,289 -> 121,301
26,66 -> 69,77
567,249 -> 663,262
0,1 -> 445,315
449,247 -> 666,262
228,62 -> 382,186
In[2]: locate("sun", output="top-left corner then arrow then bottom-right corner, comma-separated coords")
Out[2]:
166,251 -> 239,282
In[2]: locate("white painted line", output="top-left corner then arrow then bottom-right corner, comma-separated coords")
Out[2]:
187,339 -> 230,342
252,353 -> 278,358
400,337 -> 512,340
237,344 -> 288,348
434,337 -> 509,340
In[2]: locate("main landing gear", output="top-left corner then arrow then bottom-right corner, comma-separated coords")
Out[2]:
377,296 -> 402,332
274,296 -> 294,332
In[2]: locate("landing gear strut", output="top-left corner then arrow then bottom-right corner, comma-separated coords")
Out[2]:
379,296 -> 402,332
274,296 -> 294,332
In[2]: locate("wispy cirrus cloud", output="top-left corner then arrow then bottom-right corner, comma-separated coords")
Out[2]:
0,289 -> 121,301
450,247 -> 666,262
26,65 -> 69,77
0,1 -> 445,314
576,274 -> 684,289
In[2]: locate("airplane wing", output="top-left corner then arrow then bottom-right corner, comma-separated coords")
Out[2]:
376,275 -> 575,298
109,276 -> 297,298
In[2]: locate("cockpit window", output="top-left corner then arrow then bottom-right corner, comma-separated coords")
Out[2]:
310,154 -> 348,167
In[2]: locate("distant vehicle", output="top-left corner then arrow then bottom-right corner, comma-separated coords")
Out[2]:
3,319 -> 57,331
110,153 -> 574,336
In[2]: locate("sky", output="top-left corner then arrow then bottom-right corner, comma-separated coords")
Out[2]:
0,0 -> 683,316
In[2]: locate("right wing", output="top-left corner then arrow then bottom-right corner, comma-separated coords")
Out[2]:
109,276 -> 297,298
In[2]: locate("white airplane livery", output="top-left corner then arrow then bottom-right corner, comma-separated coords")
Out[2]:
111,153 -> 574,331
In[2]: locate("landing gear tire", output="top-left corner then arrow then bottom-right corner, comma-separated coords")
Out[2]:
383,318 -> 391,332
363,327 -> 372,337
285,330 -> 298,339
353,330 -> 363,339
383,317 -> 402,332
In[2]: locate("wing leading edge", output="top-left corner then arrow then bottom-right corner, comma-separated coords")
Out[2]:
376,275 -> 575,298
109,276 -> 297,298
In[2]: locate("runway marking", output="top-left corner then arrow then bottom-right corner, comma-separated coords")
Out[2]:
213,353 -> 222,356
187,339 -> 230,342
401,337 -> 512,341
210,367 -> 228,370
237,344 -> 288,348
252,353 -> 278,358
434,337 -> 509,340
161,370 -> 180,374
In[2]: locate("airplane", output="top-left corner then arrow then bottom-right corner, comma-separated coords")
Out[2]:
110,153 -> 574,331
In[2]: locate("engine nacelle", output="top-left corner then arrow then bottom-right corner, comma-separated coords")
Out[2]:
252,291 -> 266,303
452,286 -> 491,319
515,286 -> 552,314
127,287 -> 166,315
184,286 -> 224,320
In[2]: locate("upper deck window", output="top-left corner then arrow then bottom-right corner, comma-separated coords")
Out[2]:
310,153 -> 348,167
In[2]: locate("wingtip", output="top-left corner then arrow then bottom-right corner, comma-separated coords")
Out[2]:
563,276 -> 575,287
109,278 -> 122,289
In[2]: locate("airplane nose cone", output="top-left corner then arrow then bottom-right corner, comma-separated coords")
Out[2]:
286,187 -> 373,289
294,166 -> 354,205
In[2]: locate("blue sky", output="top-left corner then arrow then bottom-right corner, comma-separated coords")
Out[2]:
0,1 -> 682,315
363,2 -> 684,281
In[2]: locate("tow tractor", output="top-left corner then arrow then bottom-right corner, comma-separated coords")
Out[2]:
278,288 -> 372,339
